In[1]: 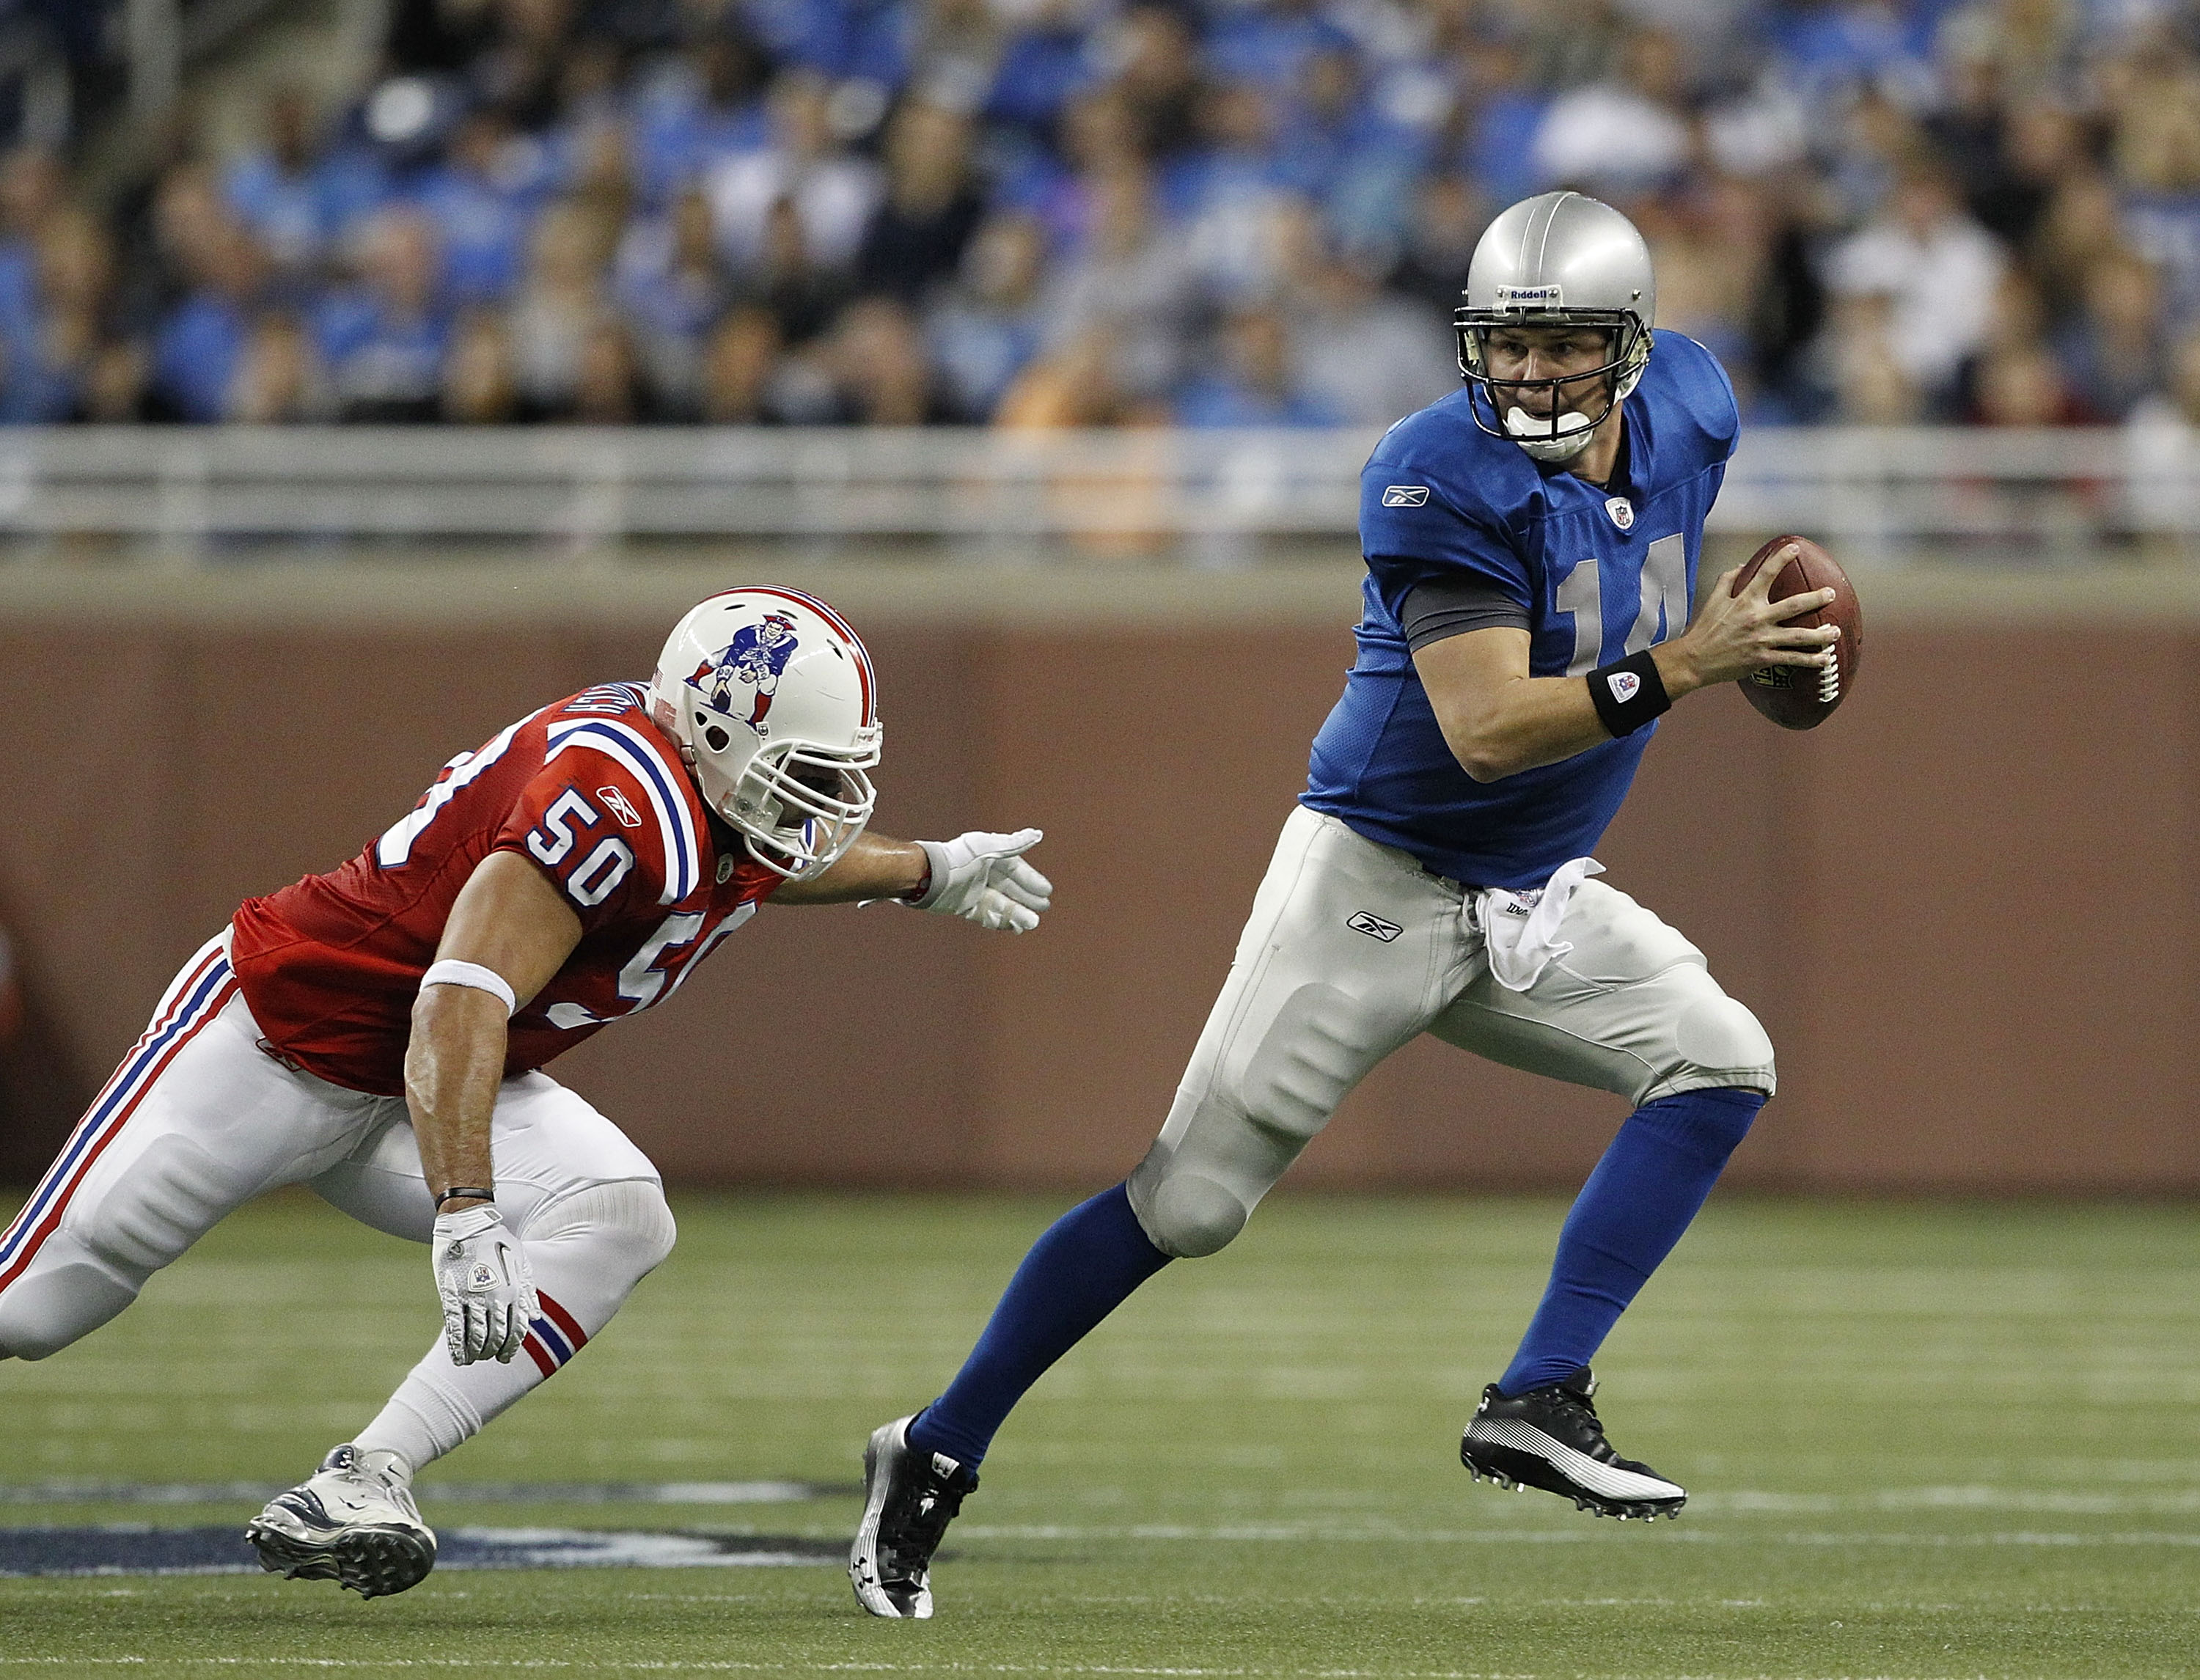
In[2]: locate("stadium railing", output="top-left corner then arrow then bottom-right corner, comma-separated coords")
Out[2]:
0,426 -> 2193,562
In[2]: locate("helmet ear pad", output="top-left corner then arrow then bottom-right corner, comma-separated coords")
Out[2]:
1611,323 -> 1651,401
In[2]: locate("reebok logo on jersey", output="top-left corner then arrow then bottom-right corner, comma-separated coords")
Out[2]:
1607,671 -> 1642,704
1605,496 -> 1634,530
596,785 -> 645,829
1346,911 -> 1404,942
1382,485 -> 1430,507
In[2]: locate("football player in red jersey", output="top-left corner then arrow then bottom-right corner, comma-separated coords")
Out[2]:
0,588 -> 1050,1599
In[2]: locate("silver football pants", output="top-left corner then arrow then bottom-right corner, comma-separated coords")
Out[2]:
1126,806 -> 1777,1258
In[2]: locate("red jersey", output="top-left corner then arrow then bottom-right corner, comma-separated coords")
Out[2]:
231,682 -> 783,1096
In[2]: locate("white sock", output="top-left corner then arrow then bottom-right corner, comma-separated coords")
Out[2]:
351,1180 -> 676,1476
353,1398 -> 461,1481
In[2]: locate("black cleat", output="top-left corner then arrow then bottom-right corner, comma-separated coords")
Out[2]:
245,1445 -> 438,1598
849,1415 -> 977,1618
1461,1368 -> 1685,1520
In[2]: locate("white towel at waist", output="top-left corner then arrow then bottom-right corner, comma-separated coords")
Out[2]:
1473,856 -> 1604,992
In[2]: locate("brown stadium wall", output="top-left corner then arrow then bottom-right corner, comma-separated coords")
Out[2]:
1,558 -> 2195,1196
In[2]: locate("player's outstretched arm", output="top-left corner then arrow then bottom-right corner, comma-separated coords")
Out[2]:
776,828 -> 1053,933
772,831 -> 931,903
1415,554 -> 1838,782
407,851 -> 582,1364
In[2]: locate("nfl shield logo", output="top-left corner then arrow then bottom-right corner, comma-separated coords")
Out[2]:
1607,670 -> 1642,703
1605,496 -> 1635,530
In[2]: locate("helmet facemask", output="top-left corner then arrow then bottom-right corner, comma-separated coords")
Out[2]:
731,736 -> 879,879
668,697 -> 881,880
1454,310 -> 1651,463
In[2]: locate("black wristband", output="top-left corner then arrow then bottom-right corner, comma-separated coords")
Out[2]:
436,1186 -> 495,1210
1587,650 -> 1672,738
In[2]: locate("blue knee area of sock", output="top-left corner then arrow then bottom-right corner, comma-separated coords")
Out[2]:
1498,1087 -> 1764,1396
909,1182 -> 1170,1468
1627,1086 -> 1764,1164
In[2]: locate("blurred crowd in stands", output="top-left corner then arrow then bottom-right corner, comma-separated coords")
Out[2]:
5,0 -> 2200,429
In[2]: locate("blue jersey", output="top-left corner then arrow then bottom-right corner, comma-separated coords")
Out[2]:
1303,330 -> 1739,890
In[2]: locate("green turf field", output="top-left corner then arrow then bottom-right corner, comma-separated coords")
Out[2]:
1,1189 -> 2196,1679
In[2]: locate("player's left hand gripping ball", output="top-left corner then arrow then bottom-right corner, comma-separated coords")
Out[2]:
432,1205 -> 540,1365
909,829 -> 1053,933
1729,534 -> 1863,730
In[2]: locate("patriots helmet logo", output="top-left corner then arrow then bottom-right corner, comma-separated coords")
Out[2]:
686,612 -> 801,733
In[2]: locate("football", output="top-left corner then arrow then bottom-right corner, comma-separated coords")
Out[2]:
1728,534 -> 1863,730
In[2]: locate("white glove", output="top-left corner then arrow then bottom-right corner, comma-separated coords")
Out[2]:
432,1204 -> 538,1365
908,828 -> 1053,933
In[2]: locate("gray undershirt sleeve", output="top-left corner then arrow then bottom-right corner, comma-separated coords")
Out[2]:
1401,576 -> 1533,653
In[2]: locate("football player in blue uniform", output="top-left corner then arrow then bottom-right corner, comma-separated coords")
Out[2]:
849,191 -> 1843,1618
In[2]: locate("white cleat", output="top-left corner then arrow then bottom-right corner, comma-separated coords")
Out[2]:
245,1445 -> 438,1598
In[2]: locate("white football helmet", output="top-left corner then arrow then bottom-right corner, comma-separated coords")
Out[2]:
650,587 -> 882,879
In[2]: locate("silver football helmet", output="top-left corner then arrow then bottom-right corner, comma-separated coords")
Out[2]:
1454,191 -> 1657,463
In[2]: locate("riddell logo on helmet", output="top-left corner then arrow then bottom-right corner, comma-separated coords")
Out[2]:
1495,284 -> 1563,307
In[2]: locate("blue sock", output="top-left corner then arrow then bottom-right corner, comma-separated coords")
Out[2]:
1499,1087 -> 1764,1396
909,1183 -> 1172,1468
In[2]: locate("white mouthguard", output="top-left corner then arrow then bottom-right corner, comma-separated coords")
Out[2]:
1505,406 -> 1598,462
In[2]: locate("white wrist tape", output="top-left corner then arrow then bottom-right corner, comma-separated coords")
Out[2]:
419,960 -> 517,1016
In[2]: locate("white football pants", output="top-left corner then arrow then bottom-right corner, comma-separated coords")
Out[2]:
1126,807 -> 1777,1258
0,931 -> 676,1476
